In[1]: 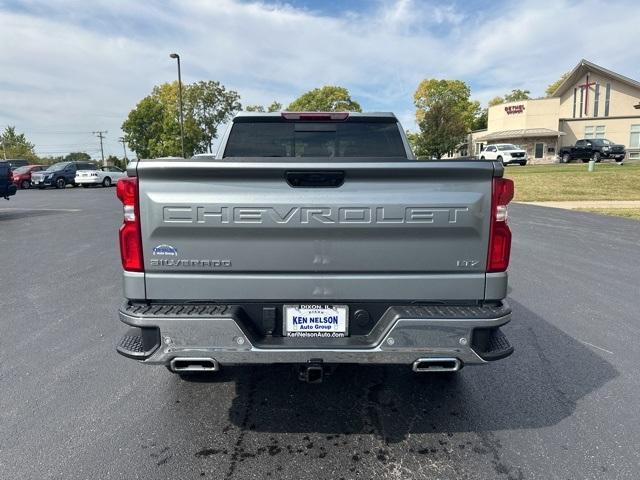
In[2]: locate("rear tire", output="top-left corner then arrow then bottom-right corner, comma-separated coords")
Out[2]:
480,156 -> 485,160
21,180 -> 30,189
561,154 -> 570,163
55,177 -> 66,189
592,152 -> 601,163
519,161 -> 526,166
102,177 -> 112,187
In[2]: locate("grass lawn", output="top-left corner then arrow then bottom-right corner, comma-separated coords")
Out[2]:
575,208 -> 640,221
504,161 -> 640,202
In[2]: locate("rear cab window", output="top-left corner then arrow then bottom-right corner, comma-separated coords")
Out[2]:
223,115 -> 408,159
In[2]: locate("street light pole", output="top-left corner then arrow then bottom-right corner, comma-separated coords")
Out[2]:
169,53 -> 185,158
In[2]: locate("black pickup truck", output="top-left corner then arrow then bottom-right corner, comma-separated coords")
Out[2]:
1,161 -> 18,200
558,138 -> 626,163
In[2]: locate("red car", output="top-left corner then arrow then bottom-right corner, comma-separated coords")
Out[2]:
12,165 -> 46,189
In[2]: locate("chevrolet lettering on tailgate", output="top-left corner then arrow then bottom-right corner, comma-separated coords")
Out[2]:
162,206 -> 470,225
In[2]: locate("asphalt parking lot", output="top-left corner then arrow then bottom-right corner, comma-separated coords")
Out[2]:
1,187 -> 639,480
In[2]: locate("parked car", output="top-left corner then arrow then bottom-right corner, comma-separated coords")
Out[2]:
31,161 -> 98,189
1,161 -> 18,200
115,111 -> 515,383
75,166 -> 126,187
479,144 -> 527,165
11,165 -> 46,189
558,138 -> 626,163
7,159 -> 29,169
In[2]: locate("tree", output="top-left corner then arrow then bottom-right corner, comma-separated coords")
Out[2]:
122,95 -> 166,158
149,82 -> 204,157
287,86 -> 362,112
1,126 -> 38,161
504,89 -> 530,102
412,79 -> 478,159
245,101 -> 282,113
122,80 -> 241,158
546,72 -> 569,96
488,89 -> 531,107
414,79 -> 479,126
488,96 -> 505,107
65,152 -> 91,162
405,131 -> 421,156
471,108 -> 488,130
186,81 -> 242,153
413,102 -> 468,159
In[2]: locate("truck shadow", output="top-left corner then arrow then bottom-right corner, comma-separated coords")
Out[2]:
175,299 -> 617,443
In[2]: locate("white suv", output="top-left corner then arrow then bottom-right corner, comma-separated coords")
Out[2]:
479,144 -> 527,166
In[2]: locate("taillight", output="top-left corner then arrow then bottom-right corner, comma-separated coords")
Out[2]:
487,177 -> 514,272
116,177 -> 143,272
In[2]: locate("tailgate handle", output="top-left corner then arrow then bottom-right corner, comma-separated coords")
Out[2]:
285,171 -> 345,188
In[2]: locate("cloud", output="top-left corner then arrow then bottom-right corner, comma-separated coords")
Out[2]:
0,0 -> 639,157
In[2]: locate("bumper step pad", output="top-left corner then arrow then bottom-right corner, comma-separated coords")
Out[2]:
116,326 -> 161,360
471,327 -> 514,361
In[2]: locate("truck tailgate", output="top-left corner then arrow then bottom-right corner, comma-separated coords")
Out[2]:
137,160 -> 497,301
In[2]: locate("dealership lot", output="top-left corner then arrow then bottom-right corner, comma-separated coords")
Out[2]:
1,188 -> 639,480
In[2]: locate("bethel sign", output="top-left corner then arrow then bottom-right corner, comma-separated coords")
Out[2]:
505,104 -> 525,114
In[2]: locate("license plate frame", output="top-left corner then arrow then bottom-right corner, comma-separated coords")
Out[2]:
283,304 -> 349,338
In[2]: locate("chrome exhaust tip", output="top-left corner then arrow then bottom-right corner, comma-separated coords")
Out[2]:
412,357 -> 461,373
170,357 -> 219,372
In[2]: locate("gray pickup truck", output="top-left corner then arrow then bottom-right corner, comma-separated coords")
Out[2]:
115,112 -> 514,382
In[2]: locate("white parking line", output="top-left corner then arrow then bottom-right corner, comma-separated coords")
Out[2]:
578,340 -> 614,355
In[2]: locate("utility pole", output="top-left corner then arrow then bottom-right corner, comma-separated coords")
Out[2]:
93,131 -> 107,166
118,137 -> 128,163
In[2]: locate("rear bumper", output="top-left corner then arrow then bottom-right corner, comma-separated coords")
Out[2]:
116,301 -> 513,367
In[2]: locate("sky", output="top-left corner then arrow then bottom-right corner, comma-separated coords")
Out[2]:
1,0 -> 639,159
